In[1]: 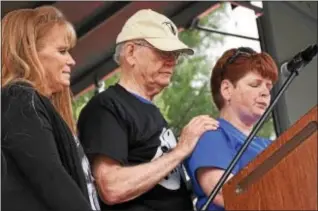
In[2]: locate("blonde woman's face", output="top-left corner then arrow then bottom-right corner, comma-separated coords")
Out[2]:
38,25 -> 76,94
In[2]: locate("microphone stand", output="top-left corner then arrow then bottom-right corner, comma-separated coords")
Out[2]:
200,45 -> 317,211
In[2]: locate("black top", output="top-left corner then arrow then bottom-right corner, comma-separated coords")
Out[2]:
77,84 -> 193,211
1,83 -> 100,211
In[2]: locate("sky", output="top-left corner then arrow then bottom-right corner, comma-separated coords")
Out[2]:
206,2 -> 263,63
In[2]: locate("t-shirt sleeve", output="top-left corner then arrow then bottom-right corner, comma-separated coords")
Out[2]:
185,130 -> 239,189
77,100 -> 128,165
2,89 -> 91,211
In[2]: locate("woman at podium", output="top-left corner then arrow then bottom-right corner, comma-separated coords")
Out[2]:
184,47 -> 279,210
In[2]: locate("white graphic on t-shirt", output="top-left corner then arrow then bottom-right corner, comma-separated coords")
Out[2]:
151,128 -> 181,190
74,136 -> 100,210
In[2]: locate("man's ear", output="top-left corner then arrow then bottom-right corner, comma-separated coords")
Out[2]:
220,79 -> 234,101
123,43 -> 136,66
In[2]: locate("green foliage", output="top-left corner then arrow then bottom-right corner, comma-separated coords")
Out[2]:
72,90 -> 94,120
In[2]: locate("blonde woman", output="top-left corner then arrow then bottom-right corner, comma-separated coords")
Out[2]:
1,6 -> 100,211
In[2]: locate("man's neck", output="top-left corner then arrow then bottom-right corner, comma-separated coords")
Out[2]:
118,71 -> 160,101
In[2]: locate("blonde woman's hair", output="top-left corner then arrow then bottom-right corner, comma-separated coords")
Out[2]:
1,6 -> 77,133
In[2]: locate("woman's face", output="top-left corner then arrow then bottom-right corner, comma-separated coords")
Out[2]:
224,71 -> 273,123
38,25 -> 76,94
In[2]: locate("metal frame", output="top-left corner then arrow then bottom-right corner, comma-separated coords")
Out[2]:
191,18 -> 260,41
257,3 -> 291,135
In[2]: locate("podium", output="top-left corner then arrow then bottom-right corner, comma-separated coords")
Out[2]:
222,105 -> 317,210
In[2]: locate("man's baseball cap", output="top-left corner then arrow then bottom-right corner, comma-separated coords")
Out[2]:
116,9 -> 194,55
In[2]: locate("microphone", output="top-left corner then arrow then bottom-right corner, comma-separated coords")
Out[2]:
281,44 -> 318,77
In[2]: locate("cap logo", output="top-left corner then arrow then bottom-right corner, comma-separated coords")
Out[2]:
162,21 -> 176,36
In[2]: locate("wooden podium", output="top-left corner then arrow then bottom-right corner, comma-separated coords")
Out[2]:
223,105 -> 317,210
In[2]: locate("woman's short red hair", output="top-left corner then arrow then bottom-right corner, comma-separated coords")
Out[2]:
210,47 -> 279,110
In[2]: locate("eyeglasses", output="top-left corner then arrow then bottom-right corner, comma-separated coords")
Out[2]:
221,47 -> 256,78
133,42 -> 182,61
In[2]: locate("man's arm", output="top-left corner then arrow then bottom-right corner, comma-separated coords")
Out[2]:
93,147 -> 185,204
92,115 -> 219,205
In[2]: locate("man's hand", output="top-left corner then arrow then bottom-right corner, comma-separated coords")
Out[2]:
176,115 -> 219,157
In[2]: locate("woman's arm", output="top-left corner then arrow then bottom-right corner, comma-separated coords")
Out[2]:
197,167 -> 234,207
3,89 -> 91,211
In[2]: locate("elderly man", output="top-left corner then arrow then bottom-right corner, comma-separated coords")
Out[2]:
77,9 -> 219,211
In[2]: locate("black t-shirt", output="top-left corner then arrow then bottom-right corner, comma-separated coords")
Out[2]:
1,83 -> 99,211
77,84 -> 193,211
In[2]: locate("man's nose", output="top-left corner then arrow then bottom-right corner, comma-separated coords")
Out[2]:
164,57 -> 177,66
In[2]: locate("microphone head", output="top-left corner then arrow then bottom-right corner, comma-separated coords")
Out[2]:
302,44 -> 318,62
280,62 -> 290,77
284,44 -> 317,75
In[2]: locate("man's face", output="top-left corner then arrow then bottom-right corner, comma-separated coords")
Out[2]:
132,41 -> 181,89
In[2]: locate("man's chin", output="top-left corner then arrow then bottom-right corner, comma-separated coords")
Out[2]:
159,81 -> 171,89
157,77 -> 171,86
